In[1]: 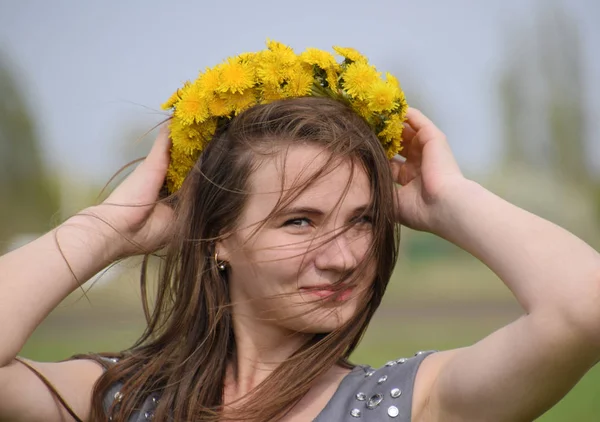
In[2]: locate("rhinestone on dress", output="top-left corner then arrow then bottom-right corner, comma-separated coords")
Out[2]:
151,396 -> 159,405
377,375 -> 388,384
350,408 -> 362,417
365,370 -> 376,377
356,392 -> 367,401
415,351 -> 427,356
390,388 -> 402,398
144,411 -> 154,420
366,393 -> 384,409
388,405 -> 399,417
385,360 -> 397,367
113,391 -> 123,402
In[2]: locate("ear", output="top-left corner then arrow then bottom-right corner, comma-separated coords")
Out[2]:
215,237 -> 232,263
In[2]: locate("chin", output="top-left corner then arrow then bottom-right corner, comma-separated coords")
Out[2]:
279,300 -> 359,333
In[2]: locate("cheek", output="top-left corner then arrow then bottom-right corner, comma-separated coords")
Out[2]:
245,231 -> 315,266
348,229 -> 373,260
231,235 -> 313,288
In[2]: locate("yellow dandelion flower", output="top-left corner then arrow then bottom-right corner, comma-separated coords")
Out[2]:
267,40 -> 294,55
257,49 -> 294,86
396,88 -> 408,117
260,85 -> 285,102
199,118 -> 218,143
218,59 -> 255,94
385,72 -> 402,98
333,46 -> 367,63
208,94 -> 232,117
257,57 -> 284,87
169,118 -> 214,156
266,40 -> 297,67
299,60 -> 314,74
173,84 -> 209,124
237,52 -> 262,74
227,89 -> 258,114
284,66 -> 314,97
351,99 -> 373,121
342,61 -> 380,100
198,67 -> 222,93
381,130 -> 403,157
367,80 -> 397,112
166,168 -> 185,193
171,128 -> 202,156
326,68 -> 340,92
167,147 -> 199,191
300,48 -> 337,70
161,86 -> 184,110
379,115 -> 403,139
238,52 -> 258,63
170,147 -> 198,173
378,115 -> 404,157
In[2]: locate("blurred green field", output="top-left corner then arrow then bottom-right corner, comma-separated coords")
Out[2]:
21,254 -> 600,421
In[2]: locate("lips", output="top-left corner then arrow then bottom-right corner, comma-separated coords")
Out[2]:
299,285 -> 355,301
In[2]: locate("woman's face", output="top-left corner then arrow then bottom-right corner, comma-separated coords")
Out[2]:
220,144 -> 375,333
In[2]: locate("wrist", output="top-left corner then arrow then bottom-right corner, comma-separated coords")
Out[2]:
428,178 -> 486,240
60,207 -> 127,264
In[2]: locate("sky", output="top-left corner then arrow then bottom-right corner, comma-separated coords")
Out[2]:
0,0 -> 598,183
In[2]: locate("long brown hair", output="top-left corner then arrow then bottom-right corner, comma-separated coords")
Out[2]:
87,97 -> 400,421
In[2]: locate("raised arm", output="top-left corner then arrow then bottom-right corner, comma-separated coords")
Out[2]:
0,126 -> 173,422
392,109 -> 600,422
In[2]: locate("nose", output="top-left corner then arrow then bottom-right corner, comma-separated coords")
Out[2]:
314,231 -> 359,273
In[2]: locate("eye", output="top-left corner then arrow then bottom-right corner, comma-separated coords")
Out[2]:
352,215 -> 373,225
283,217 -> 312,228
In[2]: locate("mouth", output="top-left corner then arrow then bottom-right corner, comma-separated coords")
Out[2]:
299,286 -> 355,302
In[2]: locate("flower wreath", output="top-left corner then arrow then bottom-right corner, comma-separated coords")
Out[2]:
161,40 -> 408,193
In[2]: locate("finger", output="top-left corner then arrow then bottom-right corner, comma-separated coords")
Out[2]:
401,123 -> 417,144
389,158 -> 419,187
117,124 -> 171,199
399,163 -> 420,186
144,122 -> 172,170
405,108 -> 445,145
389,156 -> 404,183
401,134 -> 423,163
405,107 -> 436,132
401,123 -> 417,155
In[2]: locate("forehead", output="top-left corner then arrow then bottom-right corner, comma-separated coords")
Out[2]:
247,144 -> 372,214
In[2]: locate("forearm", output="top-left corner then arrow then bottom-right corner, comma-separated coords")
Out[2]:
435,180 -> 600,323
0,211 -> 121,366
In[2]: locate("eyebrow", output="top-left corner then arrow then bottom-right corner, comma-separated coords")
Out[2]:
276,205 -> 371,217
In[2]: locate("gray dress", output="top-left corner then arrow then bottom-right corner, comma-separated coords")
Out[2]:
103,351 -> 434,421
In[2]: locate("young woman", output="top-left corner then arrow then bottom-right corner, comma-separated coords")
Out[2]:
0,43 -> 599,422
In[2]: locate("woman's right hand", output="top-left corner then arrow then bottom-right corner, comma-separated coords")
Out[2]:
79,124 -> 175,259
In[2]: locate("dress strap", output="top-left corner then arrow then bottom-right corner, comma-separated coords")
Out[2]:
14,357 -> 84,422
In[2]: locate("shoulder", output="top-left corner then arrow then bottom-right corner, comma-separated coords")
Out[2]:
0,357 -> 104,422
316,351 -> 436,422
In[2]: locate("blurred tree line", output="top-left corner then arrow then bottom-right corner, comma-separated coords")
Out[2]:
405,2 -> 600,259
495,2 -> 600,244
0,56 -> 60,250
0,55 -> 152,254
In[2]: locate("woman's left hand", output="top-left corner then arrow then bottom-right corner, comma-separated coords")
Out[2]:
390,107 -> 467,233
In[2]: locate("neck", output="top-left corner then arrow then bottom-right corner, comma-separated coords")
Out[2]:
225,308 -> 312,400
